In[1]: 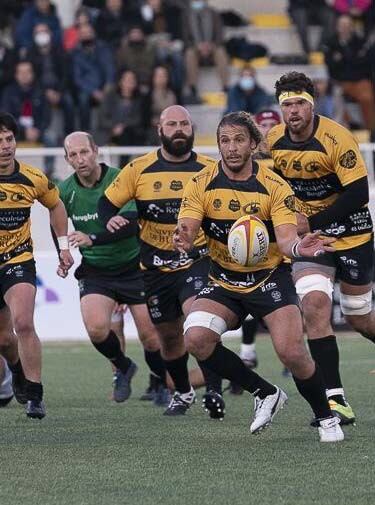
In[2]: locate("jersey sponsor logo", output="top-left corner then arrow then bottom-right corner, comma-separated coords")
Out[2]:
271,290 -> 282,302
218,271 -> 256,288
265,174 -> 283,186
11,192 -> 25,202
0,191 -> 6,201
170,180 -> 183,191
228,199 -> 241,212
261,281 -> 277,292
152,253 -> 193,270
153,181 -> 162,191
292,160 -> 302,171
146,203 -> 164,219
243,201 -> 260,214
339,150 -> 357,169
68,190 -> 75,205
209,222 -> 225,238
339,256 -> 358,267
72,212 -> 98,222
0,208 -> 30,230
324,132 -> 338,145
213,198 -> 222,210
48,180 -> 56,190
305,161 -> 321,173
284,195 -> 295,211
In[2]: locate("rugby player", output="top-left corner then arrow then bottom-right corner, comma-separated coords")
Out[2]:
0,112 -> 74,419
60,132 -> 169,405
100,105 -> 222,417
175,111 -> 344,442
269,71 -> 375,425
230,110 -> 285,395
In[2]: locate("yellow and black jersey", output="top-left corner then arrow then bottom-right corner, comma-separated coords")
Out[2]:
105,149 -> 215,272
0,160 -> 60,267
268,115 -> 372,250
179,160 -> 296,293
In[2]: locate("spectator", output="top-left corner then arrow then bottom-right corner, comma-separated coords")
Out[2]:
145,65 -> 177,144
70,22 -> 115,130
97,69 -> 146,152
63,6 -> 94,51
0,10 -> 15,49
137,0 -> 186,101
313,77 -> 335,119
331,0 -> 373,34
0,60 -> 57,176
184,0 -> 229,103
15,0 -> 62,54
95,0 -> 140,50
324,14 -> 375,133
0,42 -> 17,101
26,23 -> 75,136
288,0 -> 336,58
116,25 -> 157,91
225,66 -> 275,114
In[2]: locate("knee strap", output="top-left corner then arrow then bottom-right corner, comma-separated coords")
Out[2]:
295,274 -> 334,302
340,291 -> 372,316
183,311 -> 227,336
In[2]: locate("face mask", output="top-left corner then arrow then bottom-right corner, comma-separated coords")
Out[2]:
191,1 -> 205,10
34,31 -> 51,47
239,76 -> 255,91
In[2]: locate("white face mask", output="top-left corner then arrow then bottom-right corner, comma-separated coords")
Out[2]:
191,1 -> 205,10
239,76 -> 255,91
34,31 -> 51,47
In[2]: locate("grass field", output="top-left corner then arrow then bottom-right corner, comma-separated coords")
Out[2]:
0,334 -> 374,505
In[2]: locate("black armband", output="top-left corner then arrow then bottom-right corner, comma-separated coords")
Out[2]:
308,177 -> 368,231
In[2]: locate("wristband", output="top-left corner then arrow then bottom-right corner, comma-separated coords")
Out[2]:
89,234 -> 97,245
291,240 -> 301,258
57,236 -> 69,250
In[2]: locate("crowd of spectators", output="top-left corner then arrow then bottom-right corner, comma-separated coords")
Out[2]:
0,0 -> 374,176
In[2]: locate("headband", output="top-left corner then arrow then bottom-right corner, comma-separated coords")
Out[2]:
278,91 -> 314,106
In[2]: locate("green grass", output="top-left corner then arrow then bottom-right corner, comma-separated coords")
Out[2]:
0,335 -> 374,505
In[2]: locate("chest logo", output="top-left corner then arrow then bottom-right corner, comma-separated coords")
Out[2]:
213,199 -> 222,210
243,201 -> 260,214
170,180 -> 183,191
153,181 -> 162,191
228,199 -> 241,212
0,191 -> 7,201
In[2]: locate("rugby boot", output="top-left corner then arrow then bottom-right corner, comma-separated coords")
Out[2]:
113,360 -> 138,402
163,387 -> 196,416
202,390 -> 225,420
250,387 -> 288,434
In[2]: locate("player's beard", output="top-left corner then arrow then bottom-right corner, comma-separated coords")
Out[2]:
222,150 -> 252,173
160,129 -> 194,157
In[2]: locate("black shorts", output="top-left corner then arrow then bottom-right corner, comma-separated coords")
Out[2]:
0,260 -> 36,309
293,237 -> 374,285
196,263 -> 298,324
144,258 -> 209,324
76,267 -> 145,305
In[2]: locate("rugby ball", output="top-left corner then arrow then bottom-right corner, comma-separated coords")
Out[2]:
228,215 -> 269,267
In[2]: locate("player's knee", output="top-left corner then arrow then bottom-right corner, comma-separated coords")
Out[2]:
13,316 -> 35,338
139,330 -> 160,352
340,291 -> 372,317
302,291 -> 332,326
295,275 -> 333,306
276,341 -> 307,369
86,323 -> 110,342
184,328 -> 204,357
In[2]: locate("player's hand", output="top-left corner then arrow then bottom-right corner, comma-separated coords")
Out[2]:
296,213 -> 310,236
69,231 -> 92,248
173,223 -> 191,253
57,250 -> 74,278
106,215 -> 129,233
297,231 -> 336,257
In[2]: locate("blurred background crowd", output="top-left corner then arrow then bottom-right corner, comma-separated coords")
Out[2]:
0,0 -> 374,178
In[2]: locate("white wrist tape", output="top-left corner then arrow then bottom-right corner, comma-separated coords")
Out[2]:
291,240 -> 301,258
57,236 -> 69,250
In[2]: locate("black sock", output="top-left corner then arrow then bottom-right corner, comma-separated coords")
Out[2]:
308,335 -> 343,390
144,350 -> 167,386
25,379 -> 43,401
199,343 -> 276,398
92,330 -> 132,374
164,352 -> 190,394
199,363 -> 222,393
242,318 -> 258,345
8,359 -> 24,376
293,365 -> 331,419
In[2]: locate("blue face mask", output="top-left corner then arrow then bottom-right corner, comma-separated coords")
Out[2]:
191,1 -> 205,10
239,76 -> 255,91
